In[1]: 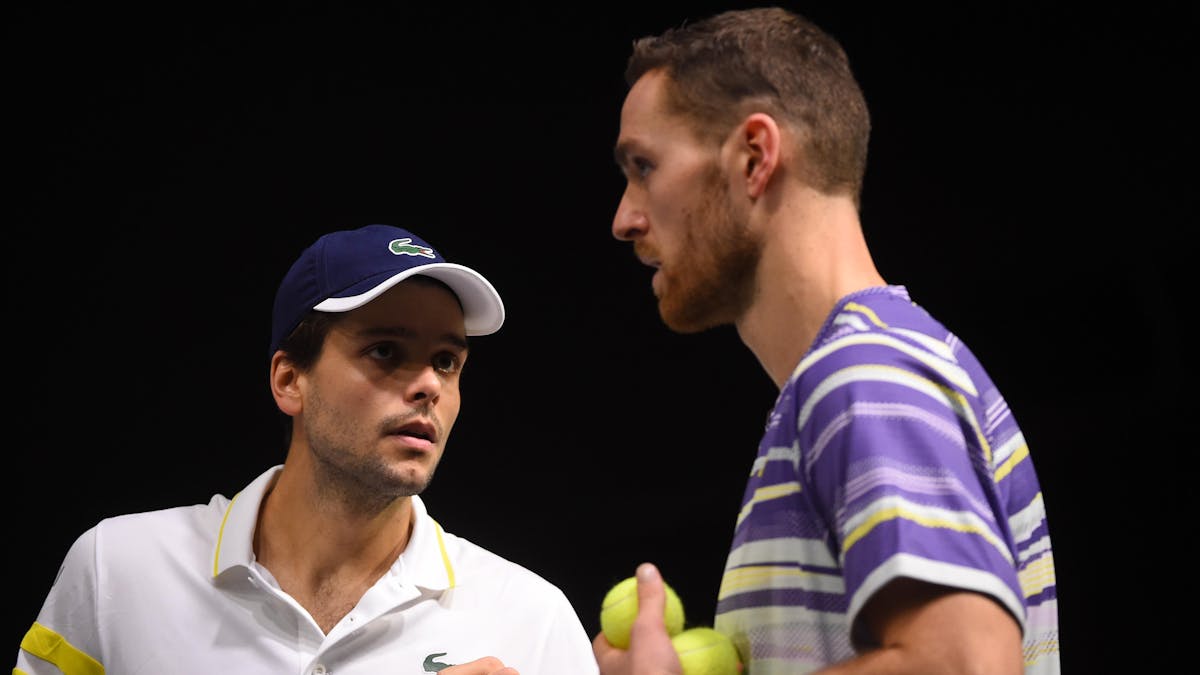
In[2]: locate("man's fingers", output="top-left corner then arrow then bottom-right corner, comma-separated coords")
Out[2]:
633,562 -> 666,631
440,656 -> 518,675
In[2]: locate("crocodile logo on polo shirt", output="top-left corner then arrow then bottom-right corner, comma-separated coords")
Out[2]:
423,652 -> 454,672
389,238 -> 436,258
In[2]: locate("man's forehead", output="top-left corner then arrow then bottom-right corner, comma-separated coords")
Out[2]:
614,73 -> 677,160
334,313 -> 469,348
621,69 -> 670,120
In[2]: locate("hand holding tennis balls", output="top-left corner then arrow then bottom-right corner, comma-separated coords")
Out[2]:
600,574 -> 685,648
598,565 -> 741,675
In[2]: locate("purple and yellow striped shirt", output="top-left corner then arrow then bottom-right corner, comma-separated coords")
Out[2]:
714,285 -> 1059,674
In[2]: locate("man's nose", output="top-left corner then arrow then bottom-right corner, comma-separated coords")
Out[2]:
612,189 -> 648,241
405,365 -> 442,405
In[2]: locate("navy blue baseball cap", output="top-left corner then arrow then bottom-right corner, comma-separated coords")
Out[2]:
269,224 -> 505,357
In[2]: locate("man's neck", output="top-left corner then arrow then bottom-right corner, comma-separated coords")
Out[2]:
736,189 -> 886,389
253,457 -> 415,633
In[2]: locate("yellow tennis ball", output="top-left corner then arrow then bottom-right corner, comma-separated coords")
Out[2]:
600,575 -> 685,649
671,627 -> 741,675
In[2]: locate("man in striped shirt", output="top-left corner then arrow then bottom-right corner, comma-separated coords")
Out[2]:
595,7 -> 1058,675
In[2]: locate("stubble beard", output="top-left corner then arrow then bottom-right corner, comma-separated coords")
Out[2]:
303,386 -> 437,514
657,165 -> 761,333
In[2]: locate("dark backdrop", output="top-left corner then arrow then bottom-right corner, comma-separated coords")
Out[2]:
8,3 -> 1191,673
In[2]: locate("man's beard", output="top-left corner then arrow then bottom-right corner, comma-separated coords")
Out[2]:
304,387 -> 438,514
656,164 -> 761,333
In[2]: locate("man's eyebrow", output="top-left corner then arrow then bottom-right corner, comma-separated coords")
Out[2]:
613,140 -> 634,168
442,333 -> 469,351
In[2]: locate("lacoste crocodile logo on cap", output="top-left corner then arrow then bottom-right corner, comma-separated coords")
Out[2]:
423,652 -> 454,672
389,238 -> 436,258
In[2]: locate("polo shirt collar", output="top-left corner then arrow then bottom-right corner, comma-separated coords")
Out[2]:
212,465 -> 456,592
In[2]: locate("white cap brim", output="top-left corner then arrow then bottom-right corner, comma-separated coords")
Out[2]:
313,262 -> 505,336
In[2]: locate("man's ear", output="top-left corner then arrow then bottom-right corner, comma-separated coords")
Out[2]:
735,112 -> 782,199
270,351 -> 302,417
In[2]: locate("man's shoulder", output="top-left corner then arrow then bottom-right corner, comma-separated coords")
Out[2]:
832,285 -> 947,335
787,285 -> 975,399
98,492 -> 230,526
88,494 -> 231,554
49,493 -> 232,593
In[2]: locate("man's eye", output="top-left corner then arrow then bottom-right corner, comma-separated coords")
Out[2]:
368,343 -> 397,360
633,157 -> 654,177
432,352 -> 461,374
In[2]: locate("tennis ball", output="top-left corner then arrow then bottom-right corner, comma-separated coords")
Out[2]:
671,627 -> 741,675
600,575 -> 685,649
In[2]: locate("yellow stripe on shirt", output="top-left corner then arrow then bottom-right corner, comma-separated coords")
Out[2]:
20,622 -> 104,675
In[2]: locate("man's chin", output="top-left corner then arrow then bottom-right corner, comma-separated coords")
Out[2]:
659,302 -> 718,334
386,466 -> 433,498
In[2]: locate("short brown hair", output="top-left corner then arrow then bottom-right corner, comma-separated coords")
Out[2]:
626,7 -> 871,205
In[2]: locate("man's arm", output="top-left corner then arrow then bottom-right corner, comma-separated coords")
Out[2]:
819,577 -> 1024,675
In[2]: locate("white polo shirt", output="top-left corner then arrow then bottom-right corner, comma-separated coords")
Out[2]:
16,465 -> 599,675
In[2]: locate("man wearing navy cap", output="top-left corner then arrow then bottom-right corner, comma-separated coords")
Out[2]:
16,225 -> 599,675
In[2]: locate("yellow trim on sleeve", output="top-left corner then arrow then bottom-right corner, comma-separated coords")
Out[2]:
19,622 -> 104,675
432,519 -> 456,588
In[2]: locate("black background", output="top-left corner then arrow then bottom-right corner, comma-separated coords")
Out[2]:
7,3 -> 1192,672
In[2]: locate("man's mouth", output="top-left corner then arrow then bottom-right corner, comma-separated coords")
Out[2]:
392,420 -> 437,444
634,242 -> 661,269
